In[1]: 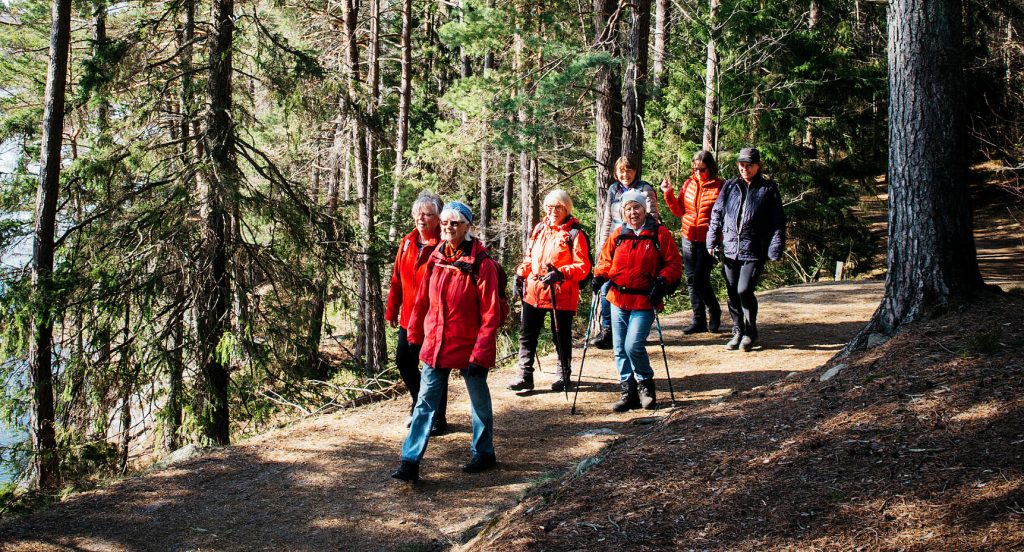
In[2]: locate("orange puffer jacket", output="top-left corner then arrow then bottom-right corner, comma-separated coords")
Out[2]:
515,216 -> 592,311
664,176 -> 724,243
385,228 -> 441,329
595,216 -> 683,311
407,238 -> 502,370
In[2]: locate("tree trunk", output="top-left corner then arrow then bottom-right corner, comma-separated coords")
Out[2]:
198,0 -> 237,445
652,0 -> 669,90
387,0 -> 413,243
620,0 -> 651,175
701,0 -> 719,153
593,0 -> 622,245
164,287 -> 184,452
366,0 -> 386,371
479,53 -> 494,245
500,151 -> 514,262
852,0 -> 984,348
28,0 -> 73,490
92,0 -> 109,143
118,300 -> 132,473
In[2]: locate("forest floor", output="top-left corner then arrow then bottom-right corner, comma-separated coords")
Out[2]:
0,185 -> 1021,551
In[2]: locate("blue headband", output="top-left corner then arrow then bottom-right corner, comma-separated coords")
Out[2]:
442,201 -> 473,224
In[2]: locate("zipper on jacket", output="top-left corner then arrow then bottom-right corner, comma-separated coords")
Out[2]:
736,180 -> 749,244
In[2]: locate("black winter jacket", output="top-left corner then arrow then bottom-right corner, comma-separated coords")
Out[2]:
706,173 -> 785,262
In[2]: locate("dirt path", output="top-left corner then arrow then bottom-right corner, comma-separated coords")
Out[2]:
2,190 -> 1019,551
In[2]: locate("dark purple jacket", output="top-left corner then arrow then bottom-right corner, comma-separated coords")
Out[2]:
707,173 -> 785,262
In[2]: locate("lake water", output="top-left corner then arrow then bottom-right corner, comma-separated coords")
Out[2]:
1,210 -> 31,485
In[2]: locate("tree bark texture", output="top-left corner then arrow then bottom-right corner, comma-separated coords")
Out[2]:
593,0 -> 622,245
652,0 -> 668,90
620,0 -> 651,176
500,151 -> 514,262
28,0 -> 73,490
387,0 -> 413,243
868,0 -> 984,338
198,0 -> 236,445
701,0 -> 719,153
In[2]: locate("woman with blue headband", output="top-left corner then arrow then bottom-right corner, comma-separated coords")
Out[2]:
391,201 -> 503,482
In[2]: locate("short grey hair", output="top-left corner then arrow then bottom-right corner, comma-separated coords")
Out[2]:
411,192 -> 443,218
543,189 -> 573,215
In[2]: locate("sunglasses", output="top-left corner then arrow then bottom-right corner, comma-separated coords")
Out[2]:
692,166 -> 709,174
440,220 -> 466,227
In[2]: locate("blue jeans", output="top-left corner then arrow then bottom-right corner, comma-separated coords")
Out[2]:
599,280 -> 612,329
610,305 -> 655,383
401,364 -> 494,463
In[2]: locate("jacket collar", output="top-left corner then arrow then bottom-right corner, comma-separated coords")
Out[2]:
546,215 -> 579,231
405,227 -> 440,246
621,214 -> 658,235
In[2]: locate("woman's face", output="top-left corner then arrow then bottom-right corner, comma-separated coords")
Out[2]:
624,201 -> 646,227
414,206 -> 440,237
545,203 -> 568,224
440,212 -> 469,245
738,161 -> 760,182
615,165 -> 636,186
692,162 -> 710,181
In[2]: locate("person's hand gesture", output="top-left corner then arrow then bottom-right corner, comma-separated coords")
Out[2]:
659,175 -> 673,195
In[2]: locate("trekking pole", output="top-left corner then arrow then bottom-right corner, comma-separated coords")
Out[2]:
545,277 -> 569,401
570,292 -> 600,414
652,310 -> 678,407
519,279 -> 543,377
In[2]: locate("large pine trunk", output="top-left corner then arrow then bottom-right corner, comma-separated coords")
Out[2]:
198,0 -> 236,445
853,0 -> 984,348
593,0 -> 622,244
701,0 -> 719,152
620,0 -> 651,175
651,0 -> 668,90
387,0 -> 413,243
28,0 -> 73,490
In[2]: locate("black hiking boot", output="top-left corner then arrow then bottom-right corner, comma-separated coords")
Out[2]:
725,327 -> 743,351
507,372 -> 534,392
590,328 -> 613,350
638,379 -> 657,410
708,306 -> 722,333
462,452 -> 497,473
682,317 -> 708,335
430,418 -> 448,436
391,460 -> 419,482
551,367 -> 572,392
611,380 -> 641,412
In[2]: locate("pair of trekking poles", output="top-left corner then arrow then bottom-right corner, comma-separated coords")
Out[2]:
526,267 -> 677,414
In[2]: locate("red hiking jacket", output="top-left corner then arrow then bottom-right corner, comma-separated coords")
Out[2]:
407,238 -> 502,370
515,216 -> 592,311
664,176 -> 724,243
595,217 -> 683,311
385,228 -> 441,329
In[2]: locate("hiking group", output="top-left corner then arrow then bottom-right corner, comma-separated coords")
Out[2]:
387,147 -> 786,482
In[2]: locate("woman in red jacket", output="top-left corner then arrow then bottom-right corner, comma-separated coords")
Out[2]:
507,189 -> 592,393
391,201 -> 502,482
660,151 -> 724,334
384,192 -> 449,434
592,190 -> 683,412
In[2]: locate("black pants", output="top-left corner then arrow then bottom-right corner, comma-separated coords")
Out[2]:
397,327 -> 447,420
721,258 -> 765,337
516,301 -> 575,375
681,239 -> 720,322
